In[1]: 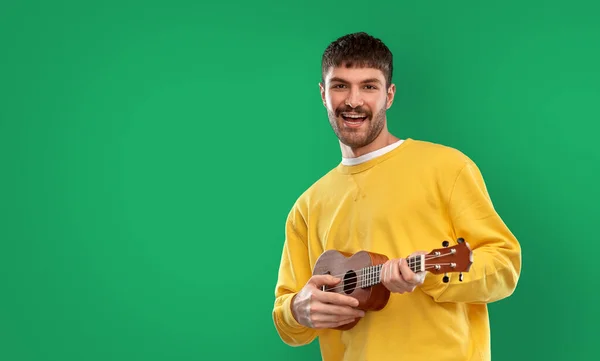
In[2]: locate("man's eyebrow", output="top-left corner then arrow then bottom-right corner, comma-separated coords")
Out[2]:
329,77 -> 348,83
360,78 -> 383,84
329,77 -> 382,84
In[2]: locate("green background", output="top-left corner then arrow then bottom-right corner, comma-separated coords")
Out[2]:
1,0 -> 598,360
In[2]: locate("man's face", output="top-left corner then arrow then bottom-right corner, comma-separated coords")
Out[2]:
320,65 -> 395,149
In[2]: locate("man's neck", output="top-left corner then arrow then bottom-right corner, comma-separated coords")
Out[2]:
340,132 -> 400,158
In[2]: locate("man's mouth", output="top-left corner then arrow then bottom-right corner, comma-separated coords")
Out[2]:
341,113 -> 368,127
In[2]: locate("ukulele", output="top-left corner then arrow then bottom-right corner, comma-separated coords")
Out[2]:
312,238 -> 473,330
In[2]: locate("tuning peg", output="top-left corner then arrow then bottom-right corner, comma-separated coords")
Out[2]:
442,240 -> 449,247
443,273 -> 449,283
459,273 -> 463,282
457,237 -> 464,244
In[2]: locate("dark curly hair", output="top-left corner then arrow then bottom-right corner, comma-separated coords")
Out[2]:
321,32 -> 394,88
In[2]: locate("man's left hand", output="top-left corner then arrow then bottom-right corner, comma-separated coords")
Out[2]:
380,251 -> 427,294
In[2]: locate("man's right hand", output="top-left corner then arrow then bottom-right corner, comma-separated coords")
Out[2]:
291,274 -> 365,329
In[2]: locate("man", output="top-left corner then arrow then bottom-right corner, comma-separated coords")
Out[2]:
272,32 -> 522,361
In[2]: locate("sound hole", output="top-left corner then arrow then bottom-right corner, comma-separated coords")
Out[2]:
343,270 -> 357,294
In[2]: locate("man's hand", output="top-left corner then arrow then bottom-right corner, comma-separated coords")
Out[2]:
291,274 -> 365,329
380,251 -> 427,294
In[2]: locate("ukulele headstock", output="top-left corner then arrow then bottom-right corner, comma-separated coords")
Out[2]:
426,238 -> 473,280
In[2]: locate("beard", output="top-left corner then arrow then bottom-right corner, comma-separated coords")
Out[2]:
327,104 -> 386,149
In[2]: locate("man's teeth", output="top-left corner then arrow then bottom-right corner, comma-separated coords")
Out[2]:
343,114 -> 366,118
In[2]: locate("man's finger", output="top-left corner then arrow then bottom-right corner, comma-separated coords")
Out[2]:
383,261 -> 390,283
312,311 -> 362,324
394,259 -> 412,286
391,259 -> 400,281
399,258 -> 420,284
315,290 -> 360,308
311,301 -> 364,318
308,274 -> 341,288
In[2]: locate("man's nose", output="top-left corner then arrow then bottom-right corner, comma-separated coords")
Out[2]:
345,90 -> 364,108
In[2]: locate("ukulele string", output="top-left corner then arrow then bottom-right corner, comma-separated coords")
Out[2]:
323,263 -> 456,293
319,254 -> 454,281
320,263 -> 448,283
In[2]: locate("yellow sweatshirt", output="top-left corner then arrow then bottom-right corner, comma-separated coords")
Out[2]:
272,138 -> 522,361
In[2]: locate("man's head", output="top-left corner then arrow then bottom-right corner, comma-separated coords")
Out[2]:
320,32 -> 396,152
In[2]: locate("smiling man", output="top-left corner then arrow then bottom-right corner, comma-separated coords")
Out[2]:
272,32 -> 522,361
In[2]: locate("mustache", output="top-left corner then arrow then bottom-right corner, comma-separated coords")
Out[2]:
335,106 -> 372,118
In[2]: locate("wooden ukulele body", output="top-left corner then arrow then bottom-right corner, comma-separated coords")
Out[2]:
312,250 -> 390,330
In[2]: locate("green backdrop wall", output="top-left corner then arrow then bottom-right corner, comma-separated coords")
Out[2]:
1,1 -> 598,360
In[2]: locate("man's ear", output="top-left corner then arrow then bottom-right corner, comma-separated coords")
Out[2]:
319,82 -> 327,107
386,83 -> 396,109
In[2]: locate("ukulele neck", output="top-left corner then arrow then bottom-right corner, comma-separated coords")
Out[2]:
361,255 -> 424,288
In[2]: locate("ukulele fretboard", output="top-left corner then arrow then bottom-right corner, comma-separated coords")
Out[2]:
359,255 -> 424,288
